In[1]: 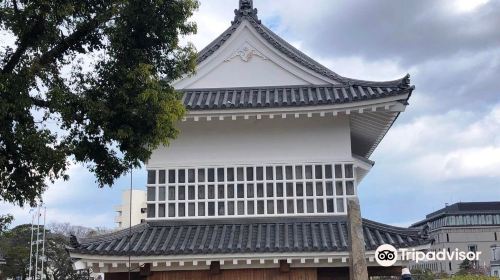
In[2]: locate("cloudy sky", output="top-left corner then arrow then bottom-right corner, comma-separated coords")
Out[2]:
2,0 -> 499,228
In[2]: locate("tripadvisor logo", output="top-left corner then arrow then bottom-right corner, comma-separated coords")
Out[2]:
375,244 -> 398,267
374,244 -> 483,267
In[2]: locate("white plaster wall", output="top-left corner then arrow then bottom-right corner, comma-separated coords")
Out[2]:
147,115 -> 352,168
188,55 -> 308,88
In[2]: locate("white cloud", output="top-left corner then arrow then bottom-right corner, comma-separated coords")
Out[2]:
377,105 -> 500,181
0,203 -> 32,224
41,163 -> 89,205
0,202 -> 114,228
1,161 -> 140,228
181,0 -> 234,50
453,0 -> 490,13
411,146 -> 500,181
320,56 -> 405,81
45,208 -> 113,228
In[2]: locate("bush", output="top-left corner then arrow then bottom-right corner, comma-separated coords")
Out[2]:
411,268 -> 435,280
442,276 -> 498,280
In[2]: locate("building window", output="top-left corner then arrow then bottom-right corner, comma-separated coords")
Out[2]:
147,170 -> 156,184
146,204 -> 155,218
145,163 -> 356,219
147,187 -> 156,201
468,244 -> 478,267
468,245 -> 477,253
446,233 -> 450,242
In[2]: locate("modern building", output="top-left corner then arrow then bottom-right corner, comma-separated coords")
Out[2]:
492,244 -> 500,277
410,202 -> 500,276
68,1 -> 428,279
114,189 -> 147,229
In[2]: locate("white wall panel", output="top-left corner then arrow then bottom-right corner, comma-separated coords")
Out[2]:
148,115 -> 352,167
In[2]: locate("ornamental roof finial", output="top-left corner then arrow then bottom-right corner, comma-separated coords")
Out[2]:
240,0 -> 253,10
233,0 -> 260,24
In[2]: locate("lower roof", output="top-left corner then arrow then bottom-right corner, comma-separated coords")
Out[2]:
69,216 -> 428,257
180,82 -> 412,111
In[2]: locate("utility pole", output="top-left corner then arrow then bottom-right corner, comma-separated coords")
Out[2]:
34,206 -> 41,280
40,207 -> 47,280
28,212 -> 35,280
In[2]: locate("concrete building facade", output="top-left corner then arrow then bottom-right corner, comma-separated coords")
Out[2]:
410,202 -> 500,276
114,189 -> 147,229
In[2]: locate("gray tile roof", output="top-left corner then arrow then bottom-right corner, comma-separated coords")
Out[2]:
181,82 -> 413,111
69,217 -> 428,256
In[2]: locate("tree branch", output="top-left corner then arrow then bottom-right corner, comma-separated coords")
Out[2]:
30,97 -> 49,108
2,45 -> 26,74
1,15 -> 45,74
3,6 -> 113,75
33,12 -> 113,73
12,0 -> 19,16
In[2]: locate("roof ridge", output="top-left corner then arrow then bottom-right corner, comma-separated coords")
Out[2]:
147,216 -> 348,227
196,23 -> 239,64
345,74 -> 411,88
77,223 -> 149,245
362,218 -> 421,235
